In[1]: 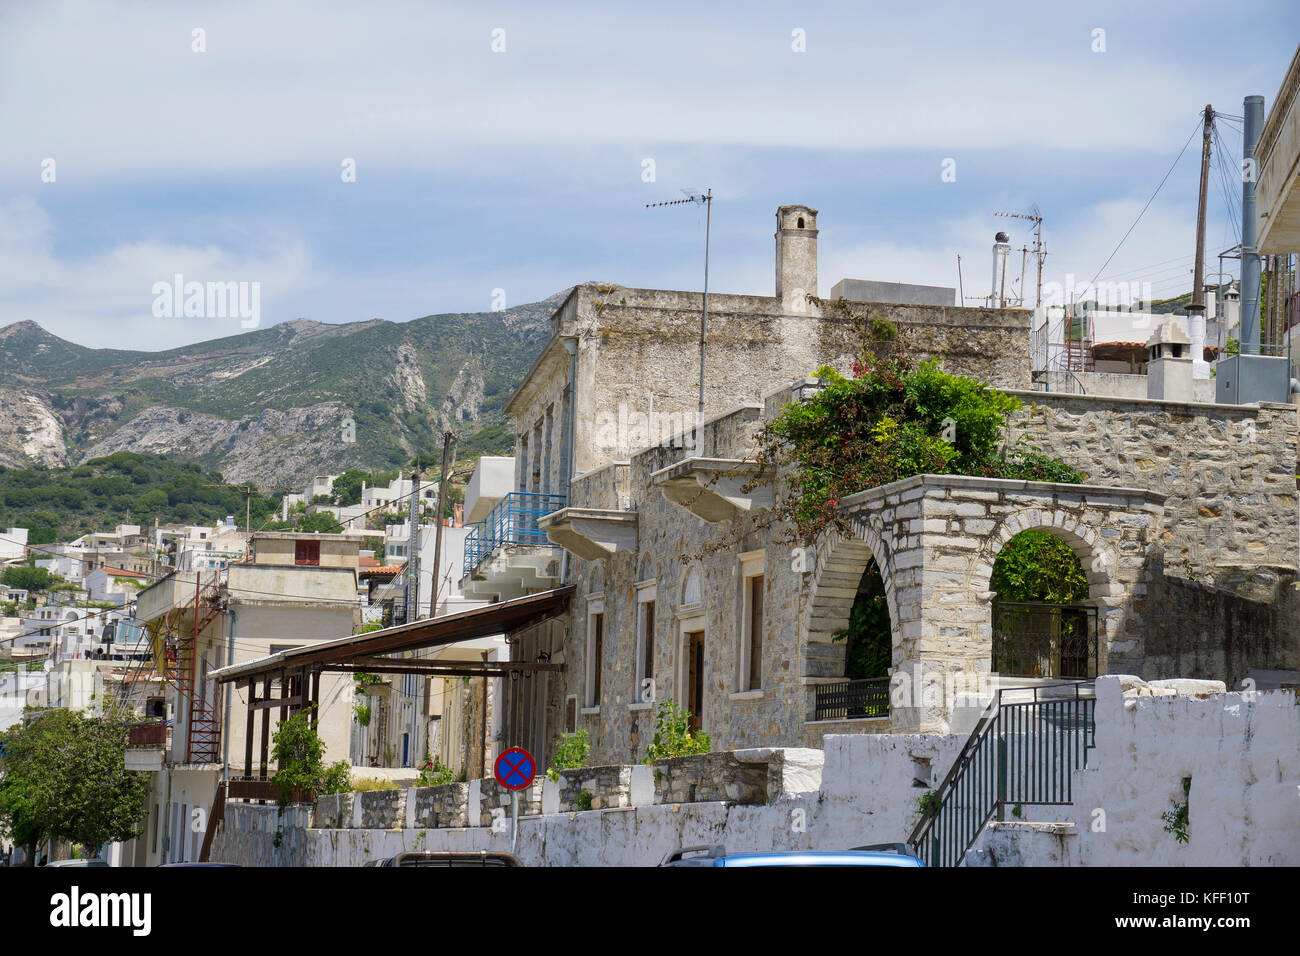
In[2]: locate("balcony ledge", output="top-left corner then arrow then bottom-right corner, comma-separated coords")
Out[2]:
538,508 -> 638,562
649,458 -> 772,523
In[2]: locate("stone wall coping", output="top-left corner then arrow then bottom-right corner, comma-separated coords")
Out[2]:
571,460 -> 631,483
837,473 -> 1168,509
628,405 -> 764,464
1004,387 -> 1296,418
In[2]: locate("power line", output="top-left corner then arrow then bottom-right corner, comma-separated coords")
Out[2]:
1082,117 -> 1203,298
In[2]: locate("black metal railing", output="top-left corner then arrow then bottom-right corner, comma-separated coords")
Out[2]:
813,677 -> 890,721
992,602 -> 1098,680
907,682 -> 1095,868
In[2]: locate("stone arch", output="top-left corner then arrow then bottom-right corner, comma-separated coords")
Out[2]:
971,512 -> 1114,606
804,519 -> 899,678
969,511 -> 1120,676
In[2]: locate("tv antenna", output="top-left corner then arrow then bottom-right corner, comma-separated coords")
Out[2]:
647,188 -> 712,429
997,206 -> 1046,308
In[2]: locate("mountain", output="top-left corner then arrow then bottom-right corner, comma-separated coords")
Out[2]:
0,292 -> 568,486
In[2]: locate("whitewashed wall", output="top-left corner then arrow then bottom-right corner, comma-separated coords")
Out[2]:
212,678 -> 1300,866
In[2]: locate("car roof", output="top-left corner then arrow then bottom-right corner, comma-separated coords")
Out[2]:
719,851 -> 925,867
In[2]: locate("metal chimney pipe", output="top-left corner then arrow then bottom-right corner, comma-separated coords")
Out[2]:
991,232 -> 1011,307
1242,95 -> 1264,354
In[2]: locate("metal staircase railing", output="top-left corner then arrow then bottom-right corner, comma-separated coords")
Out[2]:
907,682 -> 1096,867
172,571 -> 225,765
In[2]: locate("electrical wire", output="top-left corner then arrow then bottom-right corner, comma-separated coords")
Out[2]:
1081,117 -> 1203,299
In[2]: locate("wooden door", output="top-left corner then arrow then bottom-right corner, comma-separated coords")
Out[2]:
686,631 -> 705,733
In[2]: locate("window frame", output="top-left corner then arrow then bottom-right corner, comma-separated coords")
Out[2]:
735,550 -> 766,693
583,594 -> 605,710
633,581 -> 657,706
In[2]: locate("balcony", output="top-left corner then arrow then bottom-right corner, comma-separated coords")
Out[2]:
461,492 -> 566,599
539,508 -> 637,562
125,720 -> 167,771
650,458 -> 772,524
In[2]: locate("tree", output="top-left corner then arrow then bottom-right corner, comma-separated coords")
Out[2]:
270,709 -> 326,805
0,705 -> 150,862
0,565 -> 58,593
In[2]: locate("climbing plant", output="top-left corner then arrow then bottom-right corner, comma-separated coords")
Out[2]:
751,334 -> 1086,546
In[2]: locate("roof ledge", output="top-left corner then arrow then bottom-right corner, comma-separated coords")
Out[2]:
649,458 -> 773,523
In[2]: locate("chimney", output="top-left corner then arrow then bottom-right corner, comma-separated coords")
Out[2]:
991,232 -> 1011,307
453,502 -> 464,528
1147,318 -> 1194,402
775,205 -> 819,314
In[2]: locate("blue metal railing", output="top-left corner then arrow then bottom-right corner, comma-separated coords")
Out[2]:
463,491 -> 566,576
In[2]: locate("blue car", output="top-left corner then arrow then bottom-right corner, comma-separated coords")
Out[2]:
659,843 -> 925,867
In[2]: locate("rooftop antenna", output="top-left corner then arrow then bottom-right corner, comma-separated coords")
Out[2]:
997,206 -> 1046,307
647,188 -> 712,430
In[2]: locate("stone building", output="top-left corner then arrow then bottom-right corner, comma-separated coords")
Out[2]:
466,203 -> 1299,766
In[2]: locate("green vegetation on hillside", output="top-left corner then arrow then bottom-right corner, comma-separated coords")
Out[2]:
0,451 -> 285,545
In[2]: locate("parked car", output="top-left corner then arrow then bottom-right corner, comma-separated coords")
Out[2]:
44,858 -> 110,867
158,862 -> 241,867
659,843 -> 926,867
364,850 -> 522,867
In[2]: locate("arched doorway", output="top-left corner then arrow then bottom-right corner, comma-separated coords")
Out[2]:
836,557 -> 891,682
989,529 -> 1096,680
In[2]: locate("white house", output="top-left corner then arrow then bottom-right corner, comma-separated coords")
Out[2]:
0,527 -> 29,563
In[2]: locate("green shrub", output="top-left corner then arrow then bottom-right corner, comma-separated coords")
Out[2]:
644,700 -> 711,763
546,730 -> 590,782
319,760 -> 353,795
416,752 -> 456,788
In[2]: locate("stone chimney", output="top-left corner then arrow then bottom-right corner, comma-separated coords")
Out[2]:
1146,318 -> 1194,402
775,205 -> 818,314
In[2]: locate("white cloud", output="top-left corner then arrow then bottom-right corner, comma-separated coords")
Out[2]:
0,1 -> 1234,183
0,197 -> 313,349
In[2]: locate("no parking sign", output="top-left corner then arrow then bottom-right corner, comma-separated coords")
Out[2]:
494,747 -> 536,791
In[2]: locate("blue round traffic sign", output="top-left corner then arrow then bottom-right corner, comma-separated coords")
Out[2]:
494,747 -> 536,791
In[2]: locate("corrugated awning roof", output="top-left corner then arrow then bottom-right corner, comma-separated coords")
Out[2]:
211,586 -> 572,684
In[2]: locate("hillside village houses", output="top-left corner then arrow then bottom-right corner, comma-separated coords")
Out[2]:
7,51 -> 1300,866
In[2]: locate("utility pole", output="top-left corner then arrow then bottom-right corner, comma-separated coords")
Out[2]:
404,470 -> 420,625
1189,105 -> 1214,320
428,431 -> 456,621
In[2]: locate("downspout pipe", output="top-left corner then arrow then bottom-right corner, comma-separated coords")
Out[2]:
560,337 -> 578,584
1242,94 -> 1264,355
220,608 -> 235,781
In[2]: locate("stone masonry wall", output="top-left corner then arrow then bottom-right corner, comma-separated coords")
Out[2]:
569,406 -> 811,765
1005,392 -> 1299,586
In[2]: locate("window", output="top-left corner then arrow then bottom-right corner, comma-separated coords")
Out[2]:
635,584 -> 657,704
682,567 -> 701,606
747,574 -> 764,690
737,551 -> 765,692
294,539 -> 320,565
584,596 -> 605,709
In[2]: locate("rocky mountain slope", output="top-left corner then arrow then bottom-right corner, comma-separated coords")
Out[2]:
0,291 -> 568,486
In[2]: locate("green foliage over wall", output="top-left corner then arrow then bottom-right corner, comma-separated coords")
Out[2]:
756,342 -> 1085,544
990,530 -> 1089,603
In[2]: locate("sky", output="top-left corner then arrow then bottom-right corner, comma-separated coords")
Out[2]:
0,0 -> 1296,350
